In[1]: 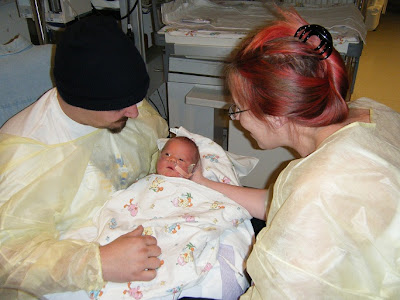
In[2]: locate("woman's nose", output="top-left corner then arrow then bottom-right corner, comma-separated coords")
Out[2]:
123,105 -> 139,118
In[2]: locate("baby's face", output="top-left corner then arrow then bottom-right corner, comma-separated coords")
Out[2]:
156,140 -> 196,178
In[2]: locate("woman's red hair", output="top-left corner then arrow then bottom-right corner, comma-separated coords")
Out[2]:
225,7 -> 349,127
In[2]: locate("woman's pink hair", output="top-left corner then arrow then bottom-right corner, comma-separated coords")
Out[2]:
225,7 -> 349,127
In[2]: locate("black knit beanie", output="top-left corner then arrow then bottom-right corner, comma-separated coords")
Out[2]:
53,15 -> 149,111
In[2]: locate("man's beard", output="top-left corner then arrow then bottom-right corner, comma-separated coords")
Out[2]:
108,117 -> 128,134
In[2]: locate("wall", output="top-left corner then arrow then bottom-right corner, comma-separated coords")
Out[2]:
0,0 -> 30,44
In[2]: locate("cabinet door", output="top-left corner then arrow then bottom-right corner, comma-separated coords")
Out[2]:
168,81 -> 215,140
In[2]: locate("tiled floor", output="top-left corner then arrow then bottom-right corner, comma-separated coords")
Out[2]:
351,4 -> 400,112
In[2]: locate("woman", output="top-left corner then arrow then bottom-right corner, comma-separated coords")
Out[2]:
192,7 -> 400,299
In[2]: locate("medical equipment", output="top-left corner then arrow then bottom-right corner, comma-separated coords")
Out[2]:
175,163 -> 196,178
43,0 -> 92,24
16,0 -> 34,18
15,0 -> 92,44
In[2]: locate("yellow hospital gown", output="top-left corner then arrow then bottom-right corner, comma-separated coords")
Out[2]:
0,100 -> 168,299
242,98 -> 400,299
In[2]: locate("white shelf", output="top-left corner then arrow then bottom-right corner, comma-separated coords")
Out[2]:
185,85 -> 230,109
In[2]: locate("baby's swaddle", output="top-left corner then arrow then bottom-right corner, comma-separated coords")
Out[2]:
89,173 -> 252,300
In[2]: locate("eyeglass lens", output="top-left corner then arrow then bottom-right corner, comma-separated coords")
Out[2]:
230,104 -> 243,120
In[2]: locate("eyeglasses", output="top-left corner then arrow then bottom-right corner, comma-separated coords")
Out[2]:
228,104 -> 249,120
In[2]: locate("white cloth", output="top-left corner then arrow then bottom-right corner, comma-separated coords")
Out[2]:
241,98 -> 400,299
159,127 -> 259,184
0,88 -> 96,143
161,0 -> 366,43
83,174 -> 253,299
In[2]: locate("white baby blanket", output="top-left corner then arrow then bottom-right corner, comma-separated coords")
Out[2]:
89,174 -> 252,299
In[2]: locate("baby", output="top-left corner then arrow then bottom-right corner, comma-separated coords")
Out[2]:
156,136 -> 200,179
87,136 -> 252,299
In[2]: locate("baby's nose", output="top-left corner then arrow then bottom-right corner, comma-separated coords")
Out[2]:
167,156 -> 177,163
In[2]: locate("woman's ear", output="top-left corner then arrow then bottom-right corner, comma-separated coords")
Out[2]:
266,115 -> 288,129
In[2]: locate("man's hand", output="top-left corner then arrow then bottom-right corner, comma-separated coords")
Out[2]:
99,225 -> 161,282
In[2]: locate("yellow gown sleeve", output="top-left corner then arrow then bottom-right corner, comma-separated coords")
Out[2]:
0,131 -> 105,298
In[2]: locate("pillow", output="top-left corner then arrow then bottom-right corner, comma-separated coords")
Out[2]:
157,126 -> 259,186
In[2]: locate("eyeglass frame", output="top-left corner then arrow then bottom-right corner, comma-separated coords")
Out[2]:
228,104 -> 249,120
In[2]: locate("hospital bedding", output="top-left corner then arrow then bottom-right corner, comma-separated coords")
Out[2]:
0,35 -> 54,127
160,0 -> 366,55
45,127 -> 259,300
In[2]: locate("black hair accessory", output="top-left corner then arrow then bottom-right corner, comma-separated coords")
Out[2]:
294,24 -> 333,60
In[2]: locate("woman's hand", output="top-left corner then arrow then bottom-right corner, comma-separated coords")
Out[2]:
189,160 -> 205,184
189,159 -> 268,220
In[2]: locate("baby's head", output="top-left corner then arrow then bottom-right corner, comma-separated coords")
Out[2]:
156,136 -> 200,178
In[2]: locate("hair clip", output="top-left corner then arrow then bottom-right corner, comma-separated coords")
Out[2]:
294,24 -> 333,60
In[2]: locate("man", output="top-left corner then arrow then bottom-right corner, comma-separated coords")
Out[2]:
0,15 -> 168,299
